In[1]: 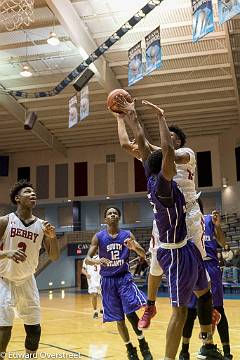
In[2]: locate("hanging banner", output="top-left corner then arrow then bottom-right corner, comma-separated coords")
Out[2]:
80,85 -> 89,121
192,0 -> 214,43
145,26 -> 162,76
128,41 -> 143,86
218,0 -> 240,25
68,95 -> 78,128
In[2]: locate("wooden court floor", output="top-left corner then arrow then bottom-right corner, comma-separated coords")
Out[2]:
6,290 -> 240,359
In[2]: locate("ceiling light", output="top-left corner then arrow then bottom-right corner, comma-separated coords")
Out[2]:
47,32 -> 60,46
222,177 -> 228,188
20,65 -> 32,77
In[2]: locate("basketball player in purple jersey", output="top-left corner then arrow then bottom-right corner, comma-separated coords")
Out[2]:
0,180 -> 59,359
113,98 -> 206,330
139,100 -> 223,360
179,208 -> 232,360
85,206 -> 153,360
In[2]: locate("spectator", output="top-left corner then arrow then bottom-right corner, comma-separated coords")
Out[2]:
222,244 -> 233,266
134,256 -> 149,276
217,251 -> 225,271
231,249 -> 240,283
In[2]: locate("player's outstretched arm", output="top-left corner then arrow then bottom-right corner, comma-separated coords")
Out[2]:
42,221 -> 60,261
114,112 -> 142,160
124,233 -> 146,259
142,100 -> 176,181
114,95 -> 152,161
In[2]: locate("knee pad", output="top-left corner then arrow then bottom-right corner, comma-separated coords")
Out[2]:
197,290 -> 212,325
24,324 -> 41,351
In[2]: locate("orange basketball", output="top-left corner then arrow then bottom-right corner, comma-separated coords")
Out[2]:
107,89 -> 133,113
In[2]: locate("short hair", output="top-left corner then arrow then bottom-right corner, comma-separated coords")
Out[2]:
104,206 -> 121,218
147,149 -> 163,175
168,125 -> 186,147
10,180 -> 34,205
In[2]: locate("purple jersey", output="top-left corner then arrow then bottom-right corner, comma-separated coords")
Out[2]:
146,171 -> 187,244
97,229 -> 131,276
204,214 -> 219,263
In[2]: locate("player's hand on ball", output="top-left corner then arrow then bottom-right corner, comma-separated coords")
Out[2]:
142,100 -> 164,117
114,94 -> 135,114
99,257 -> 111,266
42,221 -> 56,239
7,249 -> 27,263
124,238 -> 136,250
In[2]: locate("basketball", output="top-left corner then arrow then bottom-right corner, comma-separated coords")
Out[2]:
107,89 -> 133,113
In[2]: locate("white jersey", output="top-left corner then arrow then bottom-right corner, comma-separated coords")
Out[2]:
83,256 -> 101,287
0,212 -> 44,284
173,147 -> 197,203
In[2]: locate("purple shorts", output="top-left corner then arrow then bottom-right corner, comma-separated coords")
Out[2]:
157,241 -> 208,307
188,259 -> 224,308
101,272 -> 146,322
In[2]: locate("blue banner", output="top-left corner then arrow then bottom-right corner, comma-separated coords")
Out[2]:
145,26 -> 162,76
80,85 -> 89,121
128,41 -> 143,86
69,95 -> 78,128
218,0 -> 240,24
192,0 -> 214,42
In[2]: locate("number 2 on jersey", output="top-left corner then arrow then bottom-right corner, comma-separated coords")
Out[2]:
17,242 -> 27,252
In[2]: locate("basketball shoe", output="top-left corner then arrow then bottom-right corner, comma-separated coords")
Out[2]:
178,351 -> 190,360
127,346 -> 140,360
93,311 -> 98,319
138,304 -> 156,330
223,354 -> 233,360
139,339 -> 153,360
197,344 -> 224,359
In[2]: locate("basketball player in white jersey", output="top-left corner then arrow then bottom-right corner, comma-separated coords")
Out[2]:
82,255 -> 102,319
113,96 -> 205,329
0,180 -> 60,358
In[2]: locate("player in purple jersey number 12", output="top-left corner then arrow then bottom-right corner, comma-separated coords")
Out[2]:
85,206 -> 153,360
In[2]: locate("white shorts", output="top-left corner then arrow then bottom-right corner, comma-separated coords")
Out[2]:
88,285 -> 101,295
0,275 -> 40,326
149,220 -> 163,276
186,201 -> 206,258
149,250 -> 163,277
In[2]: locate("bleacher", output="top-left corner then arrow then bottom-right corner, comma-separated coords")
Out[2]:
221,213 -> 240,248
37,215 -> 240,294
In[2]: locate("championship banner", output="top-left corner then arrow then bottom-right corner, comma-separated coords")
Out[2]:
145,26 -> 162,75
128,41 -> 143,86
192,0 -> 214,42
218,0 -> 240,25
80,85 -> 89,121
68,95 -> 78,128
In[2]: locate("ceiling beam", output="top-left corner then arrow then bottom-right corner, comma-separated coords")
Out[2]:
109,49 -> 229,67
0,88 -> 67,157
45,0 -> 120,93
224,22 -> 240,123
106,35 -> 226,53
